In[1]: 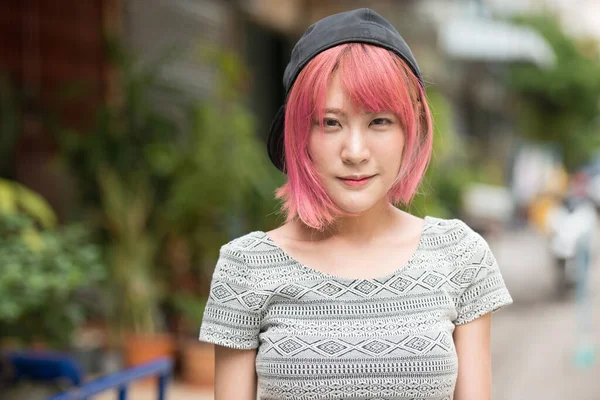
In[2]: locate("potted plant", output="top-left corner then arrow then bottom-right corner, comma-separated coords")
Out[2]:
0,179 -> 106,350
97,167 -> 174,369
169,293 -> 212,387
154,46 -> 282,275
54,41 -> 185,369
144,47 -> 282,387
0,179 -> 107,400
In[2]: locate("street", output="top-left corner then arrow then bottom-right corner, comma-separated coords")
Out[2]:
489,227 -> 600,400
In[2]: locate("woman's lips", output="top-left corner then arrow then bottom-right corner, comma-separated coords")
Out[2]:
337,176 -> 375,187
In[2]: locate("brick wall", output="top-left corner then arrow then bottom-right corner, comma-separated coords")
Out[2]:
0,0 -> 114,219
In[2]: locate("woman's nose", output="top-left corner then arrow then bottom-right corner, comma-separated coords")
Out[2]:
341,127 -> 370,165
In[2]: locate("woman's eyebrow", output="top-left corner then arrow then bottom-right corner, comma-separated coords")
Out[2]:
323,108 -> 389,116
324,108 -> 346,116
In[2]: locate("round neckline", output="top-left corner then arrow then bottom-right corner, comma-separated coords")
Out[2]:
258,216 -> 433,282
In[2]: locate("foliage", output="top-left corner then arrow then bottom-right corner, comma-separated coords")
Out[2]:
97,167 -> 161,335
0,180 -> 105,348
0,178 -> 57,229
54,40 -> 184,336
508,13 -> 600,171
406,90 -> 476,218
170,293 -> 207,329
55,41 -> 282,334
55,39 -> 182,215
149,47 -> 282,282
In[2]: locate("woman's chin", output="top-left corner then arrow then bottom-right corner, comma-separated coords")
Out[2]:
332,197 -> 382,215
325,182 -> 391,215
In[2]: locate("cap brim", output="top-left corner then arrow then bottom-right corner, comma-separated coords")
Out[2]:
267,104 -> 286,172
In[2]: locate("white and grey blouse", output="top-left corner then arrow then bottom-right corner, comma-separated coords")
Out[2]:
199,216 -> 513,400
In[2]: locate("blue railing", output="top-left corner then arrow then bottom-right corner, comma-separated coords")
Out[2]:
46,357 -> 174,400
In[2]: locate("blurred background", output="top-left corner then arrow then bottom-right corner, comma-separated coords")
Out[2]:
1,0 -> 600,399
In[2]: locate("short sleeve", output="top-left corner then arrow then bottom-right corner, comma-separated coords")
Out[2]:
454,232 -> 513,325
199,244 -> 264,349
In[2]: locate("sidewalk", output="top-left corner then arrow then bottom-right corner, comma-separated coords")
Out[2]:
488,225 -> 600,400
487,226 -> 557,303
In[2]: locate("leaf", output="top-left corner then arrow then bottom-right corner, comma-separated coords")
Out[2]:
20,228 -> 44,252
0,179 -> 17,214
0,178 -> 57,228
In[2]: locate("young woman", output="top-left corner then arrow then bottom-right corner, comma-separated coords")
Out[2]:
200,8 -> 513,400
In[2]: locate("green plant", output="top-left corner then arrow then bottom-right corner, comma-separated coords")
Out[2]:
0,179 -> 106,349
54,41 -> 185,336
509,13 -> 600,171
150,47 -> 282,288
170,293 -> 207,336
406,89 -> 476,218
54,42 -> 283,335
98,167 -> 161,336
55,39 -> 182,216
0,178 -> 57,229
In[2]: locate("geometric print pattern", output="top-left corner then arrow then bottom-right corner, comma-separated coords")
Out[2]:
263,331 -> 454,358
199,216 -> 513,399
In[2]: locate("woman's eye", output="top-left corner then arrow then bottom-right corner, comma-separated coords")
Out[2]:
324,118 -> 340,127
371,118 -> 392,126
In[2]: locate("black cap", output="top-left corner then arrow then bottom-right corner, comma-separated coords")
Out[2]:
268,8 -> 424,172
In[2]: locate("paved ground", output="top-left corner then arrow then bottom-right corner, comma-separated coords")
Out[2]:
488,226 -> 600,400
102,226 -> 600,400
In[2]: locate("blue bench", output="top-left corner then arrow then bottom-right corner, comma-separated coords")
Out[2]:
2,350 -> 84,386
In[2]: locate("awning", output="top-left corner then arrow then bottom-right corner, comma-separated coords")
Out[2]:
439,18 -> 556,68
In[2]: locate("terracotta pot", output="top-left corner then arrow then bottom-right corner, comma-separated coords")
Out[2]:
30,340 -> 47,351
180,340 -> 214,388
124,333 -> 175,384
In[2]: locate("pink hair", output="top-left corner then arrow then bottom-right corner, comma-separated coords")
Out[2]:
275,43 -> 433,231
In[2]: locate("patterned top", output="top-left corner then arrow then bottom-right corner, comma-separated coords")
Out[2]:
199,216 -> 513,400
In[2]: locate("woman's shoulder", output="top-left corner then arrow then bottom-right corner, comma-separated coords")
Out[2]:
425,215 -> 474,235
217,230 -> 281,267
212,231 -> 278,287
221,231 -> 272,258
423,216 -> 491,257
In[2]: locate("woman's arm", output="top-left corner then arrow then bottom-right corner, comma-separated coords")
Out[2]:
214,345 -> 258,400
453,312 -> 493,400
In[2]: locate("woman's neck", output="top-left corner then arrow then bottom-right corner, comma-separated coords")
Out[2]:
294,201 -> 407,245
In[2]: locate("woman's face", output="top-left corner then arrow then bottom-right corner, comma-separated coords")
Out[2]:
308,72 -> 405,214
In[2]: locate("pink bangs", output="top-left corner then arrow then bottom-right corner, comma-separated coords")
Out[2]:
275,43 -> 433,231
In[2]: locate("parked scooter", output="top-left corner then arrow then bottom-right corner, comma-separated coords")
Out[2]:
547,194 -> 597,299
